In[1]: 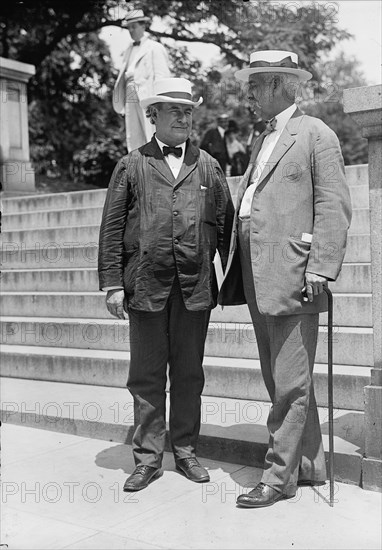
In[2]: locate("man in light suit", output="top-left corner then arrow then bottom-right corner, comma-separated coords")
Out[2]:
112,9 -> 170,152
219,50 -> 352,508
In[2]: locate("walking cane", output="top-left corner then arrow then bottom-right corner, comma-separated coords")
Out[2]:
324,286 -> 335,507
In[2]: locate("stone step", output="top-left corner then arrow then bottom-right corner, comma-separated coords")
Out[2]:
3,203 -> 370,234
0,345 -> 370,411
0,291 -> 373,328
0,316 -> 374,366
0,243 -> 99,270
1,189 -> 107,214
334,263 -> 371,293
1,225 -> 101,247
0,377 -> 364,485
348,208 -> 370,235
2,177 -> 369,226
344,234 -> 370,262
3,206 -> 104,231
344,164 -> 368,187
1,223 -> 371,255
2,224 -> 99,250
0,261 -> 371,293
1,165 -> 368,216
350,185 -> 369,208
0,268 -> 98,292
216,295 -> 372,328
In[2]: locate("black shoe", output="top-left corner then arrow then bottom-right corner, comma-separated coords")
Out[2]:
123,465 -> 161,492
297,479 -> 326,487
175,457 -> 210,483
236,483 -> 293,508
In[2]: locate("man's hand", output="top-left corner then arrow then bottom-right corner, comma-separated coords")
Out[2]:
302,272 -> 328,303
106,289 -> 128,319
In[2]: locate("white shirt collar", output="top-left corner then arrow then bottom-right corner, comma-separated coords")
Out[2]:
217,126 -> 226,138
155,136 -> 186,156
273,104 -> 297,133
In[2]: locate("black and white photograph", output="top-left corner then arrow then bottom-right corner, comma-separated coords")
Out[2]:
0,1 -> 381,548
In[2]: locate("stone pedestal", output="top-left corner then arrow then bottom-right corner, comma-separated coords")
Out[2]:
344,84 -> 382,491
0,57 -> 36,194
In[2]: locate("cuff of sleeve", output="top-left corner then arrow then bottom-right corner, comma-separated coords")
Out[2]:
102,286 -> 124,292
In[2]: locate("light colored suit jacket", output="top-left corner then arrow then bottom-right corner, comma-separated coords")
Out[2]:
112,35 -> 170,114
219,108 -> 352,316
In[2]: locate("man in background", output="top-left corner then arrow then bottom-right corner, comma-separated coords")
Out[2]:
246,110 -> 266,157
112,9 -> 170,152
200,113 -> 230,174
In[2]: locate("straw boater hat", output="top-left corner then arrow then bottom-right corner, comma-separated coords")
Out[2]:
235,50 -> 312,82
124,9 -> 150,25
140,78 -> 203,109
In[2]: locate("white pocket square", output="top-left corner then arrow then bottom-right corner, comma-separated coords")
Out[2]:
200,185 -> 207,190
301,233 -> 313,243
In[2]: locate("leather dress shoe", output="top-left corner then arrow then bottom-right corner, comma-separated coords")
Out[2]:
175,457 -> 210,482
123,465 -> 161,492
236,482 -> 293,508
297,479 -> 326,487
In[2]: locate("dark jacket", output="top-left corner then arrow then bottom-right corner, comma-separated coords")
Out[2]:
200,127 -> 229,172
98,137 -> 234,311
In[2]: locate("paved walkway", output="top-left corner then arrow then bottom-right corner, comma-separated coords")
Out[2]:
1,424 -> 381,550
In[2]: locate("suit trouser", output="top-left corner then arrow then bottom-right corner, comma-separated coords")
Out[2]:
127,276 -> 211,468
238,218 -> 326,495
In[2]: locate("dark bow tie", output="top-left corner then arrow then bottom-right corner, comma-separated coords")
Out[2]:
163,146 -> 182,158
264,117 -> 277,135
132,41 -> 141,47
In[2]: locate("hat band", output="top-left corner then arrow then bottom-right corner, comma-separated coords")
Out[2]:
250,56 -> 298,70
157,91 -> 193,101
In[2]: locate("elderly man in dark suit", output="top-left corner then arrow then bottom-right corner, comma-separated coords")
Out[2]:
200,113 -> 230,173
219,50 -> 352,508
99,77 -> 234,492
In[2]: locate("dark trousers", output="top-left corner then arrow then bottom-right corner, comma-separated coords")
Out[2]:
238,218 -> 326,495
127,276 -> 211,468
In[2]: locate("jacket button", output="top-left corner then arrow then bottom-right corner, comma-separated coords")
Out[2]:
174,239 -> 179,244
173,211 -> 178,216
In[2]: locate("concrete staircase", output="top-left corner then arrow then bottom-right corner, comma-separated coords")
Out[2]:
0,164 -> 372,486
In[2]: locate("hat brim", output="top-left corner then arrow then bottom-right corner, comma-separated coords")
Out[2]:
235,67 -> 312,82
140,95 -> 203,109
125,16 -> 150,24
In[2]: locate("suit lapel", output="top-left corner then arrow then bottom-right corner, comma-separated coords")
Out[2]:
174,141 -> 199,187
145,138 -> 175,184
249,132 -> 266,164
234,109 -> 304,211
235,163 -> 253,212
255,109 -> 304,189
115,45 -> 133,88
144,138 -> 199,186
130,37 -> 151,71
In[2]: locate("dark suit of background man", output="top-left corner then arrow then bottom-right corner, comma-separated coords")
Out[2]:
200,113 -> 230,173
219,50 -> 352,508
99,77 -> 234,492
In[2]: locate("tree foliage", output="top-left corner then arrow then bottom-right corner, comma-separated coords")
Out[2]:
1,1 -> 352,76
302,52 -> 368,165
1,0 -> 362,178
27,31 -> 124,175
